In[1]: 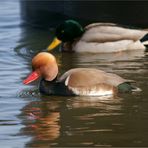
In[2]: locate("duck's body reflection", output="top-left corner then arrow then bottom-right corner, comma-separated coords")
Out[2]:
20,95 -> 124,147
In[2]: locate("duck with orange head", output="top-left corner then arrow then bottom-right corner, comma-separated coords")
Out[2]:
23,52 -> 140,96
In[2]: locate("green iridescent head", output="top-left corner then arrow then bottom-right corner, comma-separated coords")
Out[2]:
47,20 -> 84,51
55,20 -> 84,42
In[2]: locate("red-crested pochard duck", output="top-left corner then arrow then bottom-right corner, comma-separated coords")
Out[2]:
23,52 -> 140,96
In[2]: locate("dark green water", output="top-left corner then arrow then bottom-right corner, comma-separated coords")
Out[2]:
0,1 -> 148,147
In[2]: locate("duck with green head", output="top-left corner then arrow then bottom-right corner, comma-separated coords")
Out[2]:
47,20 -> 148,53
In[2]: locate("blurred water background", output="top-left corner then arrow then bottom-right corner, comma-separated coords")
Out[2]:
0,0 -> 148,147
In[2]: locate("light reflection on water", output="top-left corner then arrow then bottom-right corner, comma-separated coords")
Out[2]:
19,90 -> 148,147
19,95 -> 122,147
0,0 -> 148,147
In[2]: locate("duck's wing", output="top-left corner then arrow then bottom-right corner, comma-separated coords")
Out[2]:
59,68 -> 127,88
73,39 -> 146,53
85,22 -> 117,30
82,23 -> 148,43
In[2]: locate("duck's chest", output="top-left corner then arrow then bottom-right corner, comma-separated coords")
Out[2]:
39,79 -> 74,96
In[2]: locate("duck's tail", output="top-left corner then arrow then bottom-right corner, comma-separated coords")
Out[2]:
131,86 -> 142,92
118,82 -> 142,93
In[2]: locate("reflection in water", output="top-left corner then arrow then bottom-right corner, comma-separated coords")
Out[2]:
20,99 -> 61,147
19,94 -> 124,147
67,96 -> 122,109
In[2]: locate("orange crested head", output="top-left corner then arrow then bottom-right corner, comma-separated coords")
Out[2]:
23,52 -> 58,85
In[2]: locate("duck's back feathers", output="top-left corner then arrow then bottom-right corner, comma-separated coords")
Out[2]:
85,22 -> 117,30
72,23 -> 148,53
59,68 -> 130,87
83,23 -> 147,42
73,40 -> 145,53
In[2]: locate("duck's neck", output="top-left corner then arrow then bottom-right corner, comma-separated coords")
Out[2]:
39,77 -> 75,96
62,41 -> 74,52
62,38 -> 80,52
42,76 -> 58,85
39,77 -> 57,95
43,64 -> 58,81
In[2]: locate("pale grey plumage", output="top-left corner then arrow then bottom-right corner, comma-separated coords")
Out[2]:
72,23 -> 148,53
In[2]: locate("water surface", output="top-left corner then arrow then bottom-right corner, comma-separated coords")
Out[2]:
0,1 -> 148,147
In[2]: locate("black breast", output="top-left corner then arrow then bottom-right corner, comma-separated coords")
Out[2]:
39,78 -> 75,96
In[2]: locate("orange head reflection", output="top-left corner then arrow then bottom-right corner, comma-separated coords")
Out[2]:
21,101 -> 61,145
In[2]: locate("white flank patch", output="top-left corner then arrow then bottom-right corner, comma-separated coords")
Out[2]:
65,76 -> 70,86
69,87 -> 113,96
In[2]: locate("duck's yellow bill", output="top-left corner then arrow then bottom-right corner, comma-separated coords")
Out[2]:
47,37 -> 61,51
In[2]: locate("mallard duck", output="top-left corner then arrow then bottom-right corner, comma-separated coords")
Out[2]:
23,52 -> 140,96
47,20 -> 148,53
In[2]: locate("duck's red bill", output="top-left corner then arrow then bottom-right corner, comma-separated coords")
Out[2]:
23,71 -> 40,85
